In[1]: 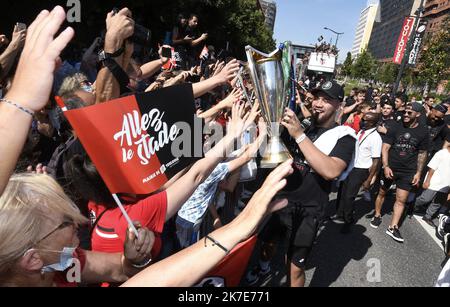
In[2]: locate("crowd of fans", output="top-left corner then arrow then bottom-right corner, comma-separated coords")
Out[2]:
0,6 -> 448,287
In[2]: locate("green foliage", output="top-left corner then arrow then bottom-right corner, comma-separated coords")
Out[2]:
375,63 -> 399,84
351,49 -> 377,80
0,0 -> 275,60
416,17 -> 450,89
341,52 -> 353,77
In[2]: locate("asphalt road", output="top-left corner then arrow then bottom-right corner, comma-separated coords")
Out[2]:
245,191 -> 445,287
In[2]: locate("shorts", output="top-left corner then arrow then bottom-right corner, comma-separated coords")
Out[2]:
175,216 -> 199,249
380,170 -> 415,192
260,203 -> 319,269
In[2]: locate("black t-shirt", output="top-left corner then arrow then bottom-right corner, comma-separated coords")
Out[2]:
385,124 -> 429,173
283,125 -> 356,217
185,27 -> 201,58
379,118 -> 400,143
445,114 -> 450,126
393,110 -> 405,123
428,122 -> 448,155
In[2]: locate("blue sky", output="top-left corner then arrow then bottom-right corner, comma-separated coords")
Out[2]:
274,0 -> 372,63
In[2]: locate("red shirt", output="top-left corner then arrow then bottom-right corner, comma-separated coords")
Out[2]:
345,114 -> 362,133
88,191 -> 167,259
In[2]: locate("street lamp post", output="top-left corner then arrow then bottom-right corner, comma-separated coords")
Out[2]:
324,27 -> 344,49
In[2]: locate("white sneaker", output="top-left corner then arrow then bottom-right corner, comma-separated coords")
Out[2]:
245,265 -> 271,286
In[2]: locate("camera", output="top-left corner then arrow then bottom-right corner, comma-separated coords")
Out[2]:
112,8 -> 151,46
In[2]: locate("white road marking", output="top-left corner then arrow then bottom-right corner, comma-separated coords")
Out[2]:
413,215 -> 444,251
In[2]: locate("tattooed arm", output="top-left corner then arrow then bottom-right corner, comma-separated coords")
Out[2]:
412,150 -> 428,187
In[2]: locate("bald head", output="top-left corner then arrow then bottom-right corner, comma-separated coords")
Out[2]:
362,112 -> 380,129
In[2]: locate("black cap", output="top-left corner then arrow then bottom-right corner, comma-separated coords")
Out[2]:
435,104 -> 448,115
407,102 -> 424,113
312,80 -> 344,102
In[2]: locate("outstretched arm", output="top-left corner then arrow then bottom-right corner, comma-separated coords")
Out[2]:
192,60 -> 239,98
0,7 -> 74,195
121,159 -> 293,287
164,102 -> 260,221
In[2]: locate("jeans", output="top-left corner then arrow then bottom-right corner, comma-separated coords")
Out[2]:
176,216 -> 200,249
415,189 -> 449,219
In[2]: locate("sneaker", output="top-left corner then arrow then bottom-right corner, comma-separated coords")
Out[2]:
386,226 -> 404,243
437,215 -> 449,241
413,206 -> 427,215
245,265 -> 270,286
329,214 -> 345,224
422,217 -> 436,228
365,211 -> 375,219
370,216 -> 382,229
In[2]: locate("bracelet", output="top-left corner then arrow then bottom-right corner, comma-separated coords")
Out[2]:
131,257 -> 153,269
205,235 -> 230,255
1,98 -> 34,117
295,133 -> 307,145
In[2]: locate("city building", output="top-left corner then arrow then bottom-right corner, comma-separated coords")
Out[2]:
258,0 -> 277,32
351,3 -> 379,59
368,0 -> 422,61
423,0 -> 450,36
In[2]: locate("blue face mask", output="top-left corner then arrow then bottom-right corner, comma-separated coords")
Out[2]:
360,120 -> 367,130
81,85 -> 93,93
39,247 -> 76,273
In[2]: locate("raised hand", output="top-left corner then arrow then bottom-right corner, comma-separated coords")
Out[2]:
281,107 -> 303,140
236,159 -> 294,238
220,88 -> 243,109
105,8 -> 134,52
228,101 -> 261,139
10,25 -> 26,49
5,6 -> 74,113
0,34 -> 9,46
27,163 -> 48,175
215,59 -> 239,85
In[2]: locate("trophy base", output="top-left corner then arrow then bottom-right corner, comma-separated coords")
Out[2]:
260,137 -> 292,169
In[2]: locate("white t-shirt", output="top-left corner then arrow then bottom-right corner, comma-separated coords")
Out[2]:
427,149 -> 450,193
436,259 -> 450,287
354,128 -> 383,169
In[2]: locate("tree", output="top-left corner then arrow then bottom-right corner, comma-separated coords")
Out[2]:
416,17 -> 450,91
0,0 -> 275,60
341,52 -> 353,77
351,49 -> 377,80
374,62 -> 399,85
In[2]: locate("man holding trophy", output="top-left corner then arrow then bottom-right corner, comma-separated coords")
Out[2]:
245,43 -> 357,287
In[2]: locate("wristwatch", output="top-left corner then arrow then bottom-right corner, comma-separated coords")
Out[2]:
98,46 -> 125,63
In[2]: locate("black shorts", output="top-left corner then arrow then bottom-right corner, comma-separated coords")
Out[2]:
380,170 -> 415,192
260,203 -> 319,269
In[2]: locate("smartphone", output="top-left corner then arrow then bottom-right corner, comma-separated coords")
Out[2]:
16,23 -> 27,31
162,47 -> 172,59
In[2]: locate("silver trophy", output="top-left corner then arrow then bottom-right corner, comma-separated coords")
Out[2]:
246,42 -> 293,168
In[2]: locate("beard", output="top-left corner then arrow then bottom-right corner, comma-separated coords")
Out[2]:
312,109 -> 335,126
